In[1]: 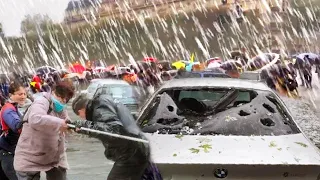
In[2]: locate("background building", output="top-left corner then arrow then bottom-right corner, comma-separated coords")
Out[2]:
63,0 -> 275,29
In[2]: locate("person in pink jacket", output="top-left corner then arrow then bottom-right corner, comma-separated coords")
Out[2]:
13,81 -> 75,180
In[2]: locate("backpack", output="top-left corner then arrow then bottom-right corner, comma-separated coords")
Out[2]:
21,95 -> 53,124
0,103 -> 21,136
0,95 -> 53,136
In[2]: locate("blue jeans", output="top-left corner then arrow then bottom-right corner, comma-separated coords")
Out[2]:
0,149 -> 17,180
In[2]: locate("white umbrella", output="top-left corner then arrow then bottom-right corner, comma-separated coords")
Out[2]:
297,53 -> 318,60
207,62 -> 221,69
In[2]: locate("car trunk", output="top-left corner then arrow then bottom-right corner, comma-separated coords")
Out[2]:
145,133 -> 320,180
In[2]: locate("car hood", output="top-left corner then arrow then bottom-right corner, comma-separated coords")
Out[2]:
145,133 -> 320,165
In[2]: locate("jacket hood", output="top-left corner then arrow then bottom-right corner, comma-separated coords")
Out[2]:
85,99 -> 94,121
85,94 -> 118,122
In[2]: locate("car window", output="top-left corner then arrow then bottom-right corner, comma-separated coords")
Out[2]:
178,90 -> 226,102
95,85 -> 135,99
108,85 -> 134,98
138,88 -> 300,136
178,90 -> 250,102
236,91 -> 250,101
87,82 -> 100,93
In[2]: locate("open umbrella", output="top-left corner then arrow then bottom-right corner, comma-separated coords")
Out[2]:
69,64 -> 86,73
143,57 -> 158,62
220,60 -> 242,71
205,57 -> 222,66
171,61 -> 186,70
207,61 -> 221,69
185,62 -> 201,72
35,66 -> 57,75
296,53 -> 318,64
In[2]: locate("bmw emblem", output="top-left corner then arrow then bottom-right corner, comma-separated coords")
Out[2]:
213,168 -> 228,178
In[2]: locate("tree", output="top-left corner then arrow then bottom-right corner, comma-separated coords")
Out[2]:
20,14 -> 58,35
0,23 -> 4,37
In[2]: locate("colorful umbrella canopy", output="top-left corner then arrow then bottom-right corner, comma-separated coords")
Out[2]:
172,61 -> 186,70
207,61 -> 222,69
206,57 -> 222,66
143,57 -> 158,62
69,64 -> 86,73
185,61 -> 200,72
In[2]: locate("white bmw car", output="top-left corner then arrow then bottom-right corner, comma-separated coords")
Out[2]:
137,78 -> 320,180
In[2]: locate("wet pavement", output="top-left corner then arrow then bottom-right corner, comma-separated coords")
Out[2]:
63,135 -> 112,180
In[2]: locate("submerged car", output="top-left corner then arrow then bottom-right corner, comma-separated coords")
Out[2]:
82,79 -> 141,114
137,78 -> 320,180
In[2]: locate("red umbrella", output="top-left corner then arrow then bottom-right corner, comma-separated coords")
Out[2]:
143,57 -> 158,62
206,57 -> 222,66
69,64 -> 86,73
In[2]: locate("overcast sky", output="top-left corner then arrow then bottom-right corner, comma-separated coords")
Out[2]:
0,0 -> 70,37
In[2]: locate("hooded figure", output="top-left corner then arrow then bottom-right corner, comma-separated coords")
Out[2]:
72,92 -> 150,180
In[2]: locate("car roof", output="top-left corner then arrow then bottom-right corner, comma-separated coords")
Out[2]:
160,78 -> 271,91
90,79 -> 130,85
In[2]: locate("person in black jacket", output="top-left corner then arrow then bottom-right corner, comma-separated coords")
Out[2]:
72,93 -> 150,180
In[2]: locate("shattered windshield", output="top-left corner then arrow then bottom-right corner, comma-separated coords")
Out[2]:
138,88 -> 300,136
